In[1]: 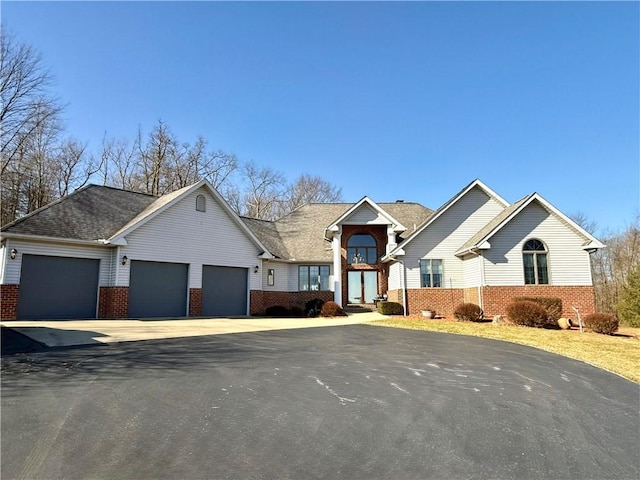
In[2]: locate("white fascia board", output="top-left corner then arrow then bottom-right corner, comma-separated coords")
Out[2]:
0,232 -> 111,247
381,248 -> 405,262
327,196 -> 406,232
582,240 -> 606,251
478,241 -> 491,250
531,194 -> 605,247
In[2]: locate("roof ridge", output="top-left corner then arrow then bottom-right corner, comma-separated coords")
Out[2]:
89,184 -> 159,197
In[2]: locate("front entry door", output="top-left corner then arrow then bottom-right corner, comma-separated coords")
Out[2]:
347,271 -> 378,304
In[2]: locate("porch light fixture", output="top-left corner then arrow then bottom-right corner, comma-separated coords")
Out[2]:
121,255 -> 128,265
10,248 -> 17,260
254,265 -> 260,274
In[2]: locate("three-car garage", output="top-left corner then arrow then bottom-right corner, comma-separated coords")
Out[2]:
15,255 -> 250,319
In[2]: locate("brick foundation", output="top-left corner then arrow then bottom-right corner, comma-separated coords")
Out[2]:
0,284 -> 19,320
389,285 -> 596,319
481,285 -> 596,318
250,290 -> 335,315
98,286 -> 129,318
189,288 -> 202,316
406,288 -> 465,317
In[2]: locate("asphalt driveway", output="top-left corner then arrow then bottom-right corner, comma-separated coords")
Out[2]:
2,325 -> 638,479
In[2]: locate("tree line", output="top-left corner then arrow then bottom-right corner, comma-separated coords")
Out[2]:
1,29 -> 638,325
0,30 -> 342,226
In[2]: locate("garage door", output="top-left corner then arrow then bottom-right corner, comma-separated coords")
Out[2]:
17,254 -> 100,319
128,260 -> 188,318
202,265 -> 248,317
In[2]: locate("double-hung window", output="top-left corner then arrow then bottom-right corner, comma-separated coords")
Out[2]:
523,239 -> 548,285
299,265 -> 330,291
420,259 -> 443,287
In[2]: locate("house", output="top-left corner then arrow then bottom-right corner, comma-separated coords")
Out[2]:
0,179 -> 603,320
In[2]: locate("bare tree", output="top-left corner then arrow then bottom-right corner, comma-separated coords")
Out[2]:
0,30 -> 63,175
237,162 -> 287,220
591,216 -> 640,317
569,211 -> 598,236
278,173 -> 343,216
52,138 -> 102,197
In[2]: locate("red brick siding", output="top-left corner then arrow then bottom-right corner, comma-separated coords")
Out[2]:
388,285 -> 595,319
98,286 -> 129,318
464,287 -> 480,305
406,288 -> 465,317
0,284 -> 19,320
189,288 -> 202,316
341,225 -> 389,304
481,285 -> 596,318
250,290 -> 334,315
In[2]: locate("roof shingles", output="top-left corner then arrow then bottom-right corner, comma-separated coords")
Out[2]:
1,185 -> 158,241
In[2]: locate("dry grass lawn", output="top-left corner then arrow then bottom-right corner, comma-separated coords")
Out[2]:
371,316 -> 640,384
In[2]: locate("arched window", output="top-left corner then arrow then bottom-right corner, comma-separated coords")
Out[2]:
347,234 -> 377,264
523,239 -> 548,284
196,194 -> 206,212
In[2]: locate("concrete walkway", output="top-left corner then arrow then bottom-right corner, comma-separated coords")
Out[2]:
0,312 -> 386,348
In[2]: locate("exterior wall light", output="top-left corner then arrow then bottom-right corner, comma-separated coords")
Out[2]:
10,248 -> 17,260
121,255 -> 128,265
254,265 -> 260,274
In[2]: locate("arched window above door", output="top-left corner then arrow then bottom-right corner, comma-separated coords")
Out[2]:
347,234 -> 377,264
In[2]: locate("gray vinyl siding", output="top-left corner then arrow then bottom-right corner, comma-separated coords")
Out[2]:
116,187 -> 263,289
2,238 -> 112,286
262,261 -> 291,291
402,187 -> 506,289
343,204 -> 390,225
483,202 -> 593,286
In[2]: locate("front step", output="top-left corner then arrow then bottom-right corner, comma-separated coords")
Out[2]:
345,304 -> 377,314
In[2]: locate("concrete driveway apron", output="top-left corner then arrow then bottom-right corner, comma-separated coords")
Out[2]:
0,312 -> 385,347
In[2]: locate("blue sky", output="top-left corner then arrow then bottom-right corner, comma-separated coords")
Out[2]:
3,1 -> 638,234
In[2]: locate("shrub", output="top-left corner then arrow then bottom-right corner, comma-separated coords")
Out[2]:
377,301 -> 404,315
454,303 -> 483,322
264,305 -> 289,317
616,267 -> 640,327
513,296 -> 563,321
506,300 -> 557,328
305,298 -> 325,317
320,301 -> 348,317
288,306 -> 305,318
584,313 -> 619,335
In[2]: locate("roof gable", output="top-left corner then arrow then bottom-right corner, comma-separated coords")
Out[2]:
325,197 -> 407,238
383,179 -> 509,259
108,180 -> 272,256
455,193 -> 604,255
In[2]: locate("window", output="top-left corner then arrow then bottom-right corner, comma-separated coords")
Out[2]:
299,265 -> 330,291
347,234 -> 377,264
523,239 -> 548,285
420,259 -> 443,287
196,195 -> 206,212
267,268 -> 275,286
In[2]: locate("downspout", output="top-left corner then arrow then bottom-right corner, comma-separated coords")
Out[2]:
396,258 -> 408,317
478,251 -> 486,310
